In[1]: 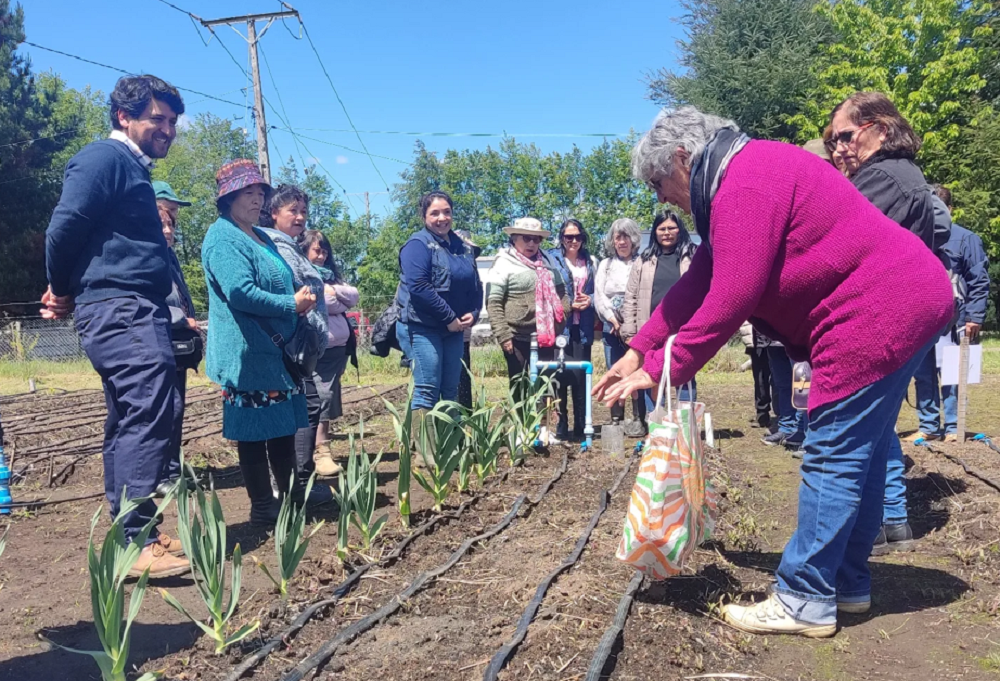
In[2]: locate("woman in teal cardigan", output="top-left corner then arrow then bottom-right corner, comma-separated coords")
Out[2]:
202,159 -> 316,526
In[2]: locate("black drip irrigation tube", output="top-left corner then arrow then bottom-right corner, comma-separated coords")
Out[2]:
481,448 -> 639,681
584,571 -> 645,681
916,439 -> 1000,493
224,480 -> 501,681
280,451 -> 571,681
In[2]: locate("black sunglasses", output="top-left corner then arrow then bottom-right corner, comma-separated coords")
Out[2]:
562,234 -> 584,242
831,122 -> 873,148
519,235 -> 542,243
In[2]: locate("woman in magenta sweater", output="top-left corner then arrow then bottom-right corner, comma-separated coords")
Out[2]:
595,106 -> 953,637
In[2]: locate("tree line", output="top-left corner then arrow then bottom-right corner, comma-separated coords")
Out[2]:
3,0 -> 998,323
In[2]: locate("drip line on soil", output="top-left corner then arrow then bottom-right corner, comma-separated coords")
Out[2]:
482,448 -> 640,681
917,441 -> 1000,493
280,451 -> 572,681
584,570 -> 645,681
223,468 -> 512,681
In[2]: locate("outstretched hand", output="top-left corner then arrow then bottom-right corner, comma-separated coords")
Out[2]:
599,369 -> 656,407
592,348 -> 644,402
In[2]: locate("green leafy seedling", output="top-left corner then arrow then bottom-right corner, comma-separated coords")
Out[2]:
160,465 -> 258,653
412,401 -> 466,512
257,472 -> 325,596
384,382 -> 415,527
44,490 -> 164,681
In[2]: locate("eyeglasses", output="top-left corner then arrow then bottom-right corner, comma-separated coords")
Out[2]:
519,235 -> 542,244
562,234 -> 583,242
831,123 -> 873,148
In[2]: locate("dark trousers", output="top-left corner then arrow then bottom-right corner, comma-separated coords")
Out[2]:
294,375 -> 322,484
556,326 -> 592,434
163,369 -> 188,482
747,347 -> 774,419
458,341 -> 473,410
74,296 -> 180,544
604,332 -> 643,422
237,435 -> 295,500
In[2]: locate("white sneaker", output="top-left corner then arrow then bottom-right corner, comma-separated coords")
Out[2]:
722,593 -> 836,638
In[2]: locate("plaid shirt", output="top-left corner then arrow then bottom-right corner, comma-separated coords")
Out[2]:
109,130 -> 154,170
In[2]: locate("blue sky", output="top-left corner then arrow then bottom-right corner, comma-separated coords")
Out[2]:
24,0 -> 686,218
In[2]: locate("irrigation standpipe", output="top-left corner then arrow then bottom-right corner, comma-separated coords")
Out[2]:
529,332 -> 594,452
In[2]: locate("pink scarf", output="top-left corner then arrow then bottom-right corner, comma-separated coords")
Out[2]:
513,249 -> 564,347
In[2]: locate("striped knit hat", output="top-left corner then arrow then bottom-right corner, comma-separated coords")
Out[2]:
216,159 -> 271,200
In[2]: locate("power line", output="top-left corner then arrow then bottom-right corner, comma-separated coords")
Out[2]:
291,127 -> 627,138
0,127 -> 82,150
298,20 -> 391,192
21,41 -> 246,109
272,128 -> 412,165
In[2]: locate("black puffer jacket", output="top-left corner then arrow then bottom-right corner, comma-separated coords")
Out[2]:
851,151 -> 950,260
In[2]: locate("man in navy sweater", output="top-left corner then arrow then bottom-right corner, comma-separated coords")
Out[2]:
43,75 -> 190,578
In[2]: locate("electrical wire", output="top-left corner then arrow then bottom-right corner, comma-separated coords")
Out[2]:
270,127 -> 411,165
258,43 -> 313,175
293,127 -> 626,138
21,42 -> 245,109
0,128 -> 82,150
299,20 -> 391,193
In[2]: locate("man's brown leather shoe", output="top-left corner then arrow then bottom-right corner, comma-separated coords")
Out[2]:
128,543 -> 190,579
156,532 -> 185,557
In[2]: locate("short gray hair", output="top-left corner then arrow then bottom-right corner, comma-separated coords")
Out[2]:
604,218 -> 641,259
631,105 -> 740,185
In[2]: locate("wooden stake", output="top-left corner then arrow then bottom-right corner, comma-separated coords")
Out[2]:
957,334 -> 969,443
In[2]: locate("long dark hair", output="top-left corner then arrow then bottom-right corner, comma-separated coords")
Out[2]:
300,229 -> 341,282
641,211 -> 695,262
558,219 -> 592,262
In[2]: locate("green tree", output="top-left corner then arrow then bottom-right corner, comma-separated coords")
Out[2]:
648,0 -> 833,141
793,0 -> 993,149
0,1 -> 106,305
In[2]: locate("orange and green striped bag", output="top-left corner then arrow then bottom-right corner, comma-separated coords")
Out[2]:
616,335 -> 718,579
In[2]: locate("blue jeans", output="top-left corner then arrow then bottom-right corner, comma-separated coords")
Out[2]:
913,346 -> 959,435
603,329 -> 627,370
773,340 -> 932,624
398,321 -> 464,410
767,347 -> 806,438
74,296 -> 180,545
643,378 -> 697,412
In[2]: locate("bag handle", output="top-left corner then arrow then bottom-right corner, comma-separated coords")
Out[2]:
653,334 -> 694,414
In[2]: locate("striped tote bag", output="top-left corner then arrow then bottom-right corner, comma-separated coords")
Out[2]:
616,335 -> 718,579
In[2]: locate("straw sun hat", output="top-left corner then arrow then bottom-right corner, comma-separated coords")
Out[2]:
503,217 -> 550,238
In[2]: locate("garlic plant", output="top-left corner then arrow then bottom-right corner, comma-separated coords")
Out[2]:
45,493 -> 163,681
331,421 -> 387,560
160,467 -> 257,653
257,472 -> 325,596
465,384 -> 506,484
505,373 -> 556,465
384,384 -> 415,527
412,401 -> 466,512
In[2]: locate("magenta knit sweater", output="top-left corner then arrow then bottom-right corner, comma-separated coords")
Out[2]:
629,140 -> 954,412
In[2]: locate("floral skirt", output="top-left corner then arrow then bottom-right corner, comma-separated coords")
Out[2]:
220,386 -> 308,442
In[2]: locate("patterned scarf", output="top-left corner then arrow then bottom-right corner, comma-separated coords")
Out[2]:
512,248 -> 564,347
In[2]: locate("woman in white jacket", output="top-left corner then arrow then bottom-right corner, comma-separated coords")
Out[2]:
303,230 -> 360,475
595,218 -> 642,434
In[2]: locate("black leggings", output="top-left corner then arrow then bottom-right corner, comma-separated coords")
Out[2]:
237,435 -> 296,497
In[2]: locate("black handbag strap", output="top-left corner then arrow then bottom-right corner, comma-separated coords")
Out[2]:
256,316 -> 287,350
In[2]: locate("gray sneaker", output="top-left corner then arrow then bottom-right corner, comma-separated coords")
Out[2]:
761,431 -> 788,447
871,523 -> 915,556
624,419 -> 648,438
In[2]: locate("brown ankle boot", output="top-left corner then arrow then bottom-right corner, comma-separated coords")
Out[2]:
128,543 -> 191,579
155,532 -> 185,557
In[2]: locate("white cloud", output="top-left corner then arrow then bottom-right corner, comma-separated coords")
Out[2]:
177,114 -> 192,130
336,155 -> 349,165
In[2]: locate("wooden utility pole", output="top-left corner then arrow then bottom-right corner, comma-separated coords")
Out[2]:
347,191 -> 389,226
200,7 -> 299,184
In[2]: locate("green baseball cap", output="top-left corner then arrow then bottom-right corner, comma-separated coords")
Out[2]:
152,180 -> 192,206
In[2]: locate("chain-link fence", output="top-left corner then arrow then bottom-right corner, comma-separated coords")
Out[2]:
0,317 -> 86,362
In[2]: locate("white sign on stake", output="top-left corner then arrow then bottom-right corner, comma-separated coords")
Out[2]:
940,344 -> 982,386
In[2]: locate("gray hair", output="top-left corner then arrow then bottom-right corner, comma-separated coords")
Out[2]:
631,105 -> 740,185
604,218 -> 641,259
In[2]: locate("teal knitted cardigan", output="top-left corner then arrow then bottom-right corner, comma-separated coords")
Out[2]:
202,216 -> 307,441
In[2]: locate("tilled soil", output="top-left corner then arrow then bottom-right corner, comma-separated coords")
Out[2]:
1,374 -> 998,681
